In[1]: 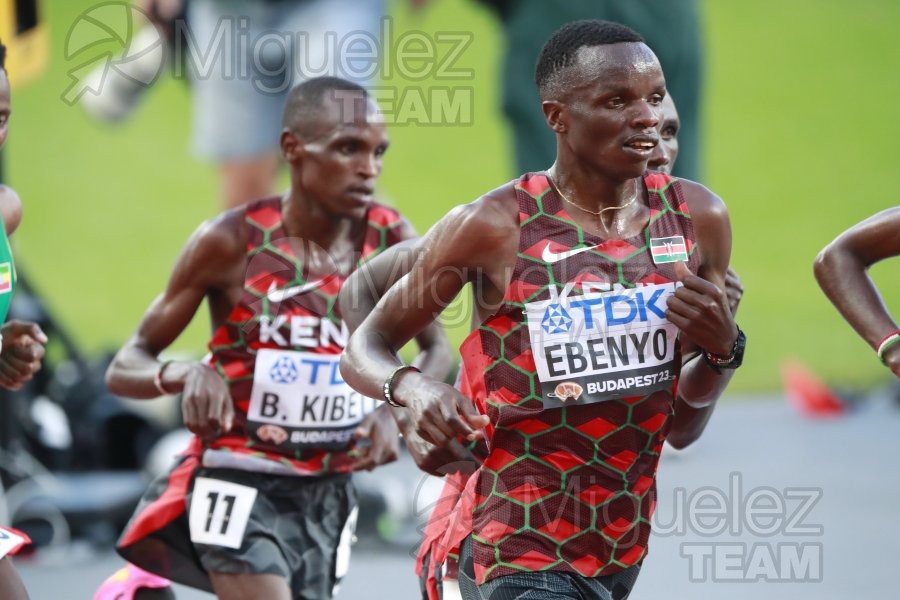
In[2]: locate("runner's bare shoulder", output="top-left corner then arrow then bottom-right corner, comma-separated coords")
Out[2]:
674,179 -> 731,278
0,185 -> 22,236
428,182 -> 519,266
675,178 -> 728,224
176,207 -> 248,288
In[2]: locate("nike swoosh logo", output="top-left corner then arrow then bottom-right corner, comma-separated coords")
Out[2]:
541,242 -> 600,263
266,279 -> 325,302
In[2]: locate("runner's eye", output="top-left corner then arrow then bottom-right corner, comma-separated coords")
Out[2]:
339,142 -> 359,155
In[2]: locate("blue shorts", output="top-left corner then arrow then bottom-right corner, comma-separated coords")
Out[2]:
185,0 -> 385,160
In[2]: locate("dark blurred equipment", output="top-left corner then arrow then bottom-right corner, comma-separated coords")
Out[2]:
0,270 -> 171,548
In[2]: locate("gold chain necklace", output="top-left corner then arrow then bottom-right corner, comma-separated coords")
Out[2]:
548,175 -> 638,217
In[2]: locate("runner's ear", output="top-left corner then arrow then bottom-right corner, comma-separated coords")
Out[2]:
280,128 -> 303,162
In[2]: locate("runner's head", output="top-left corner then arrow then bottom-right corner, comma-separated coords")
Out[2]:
535,20 -> 665,178
280,77 -> 388,219
0,40 -> 9,149
648,93 -> 680,174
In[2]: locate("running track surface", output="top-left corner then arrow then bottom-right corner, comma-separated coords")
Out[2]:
16,389 -> 900,599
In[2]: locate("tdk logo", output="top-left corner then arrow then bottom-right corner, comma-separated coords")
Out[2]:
542,303 -> 573,334
568,287 -> 668,329
269,356 -> 299,384
530,282 -> 676,336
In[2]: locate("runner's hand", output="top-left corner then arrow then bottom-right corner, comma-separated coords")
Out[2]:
350,405 -> 400,471
667,262 -> 738,356
399,420 -> 478,477
394,372 -> 489,448
181,363 -> 235,438
0,320 -> 47,390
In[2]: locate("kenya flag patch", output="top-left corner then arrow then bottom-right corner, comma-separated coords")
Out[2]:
650,236 -> 688,264
0,263 -> 11,293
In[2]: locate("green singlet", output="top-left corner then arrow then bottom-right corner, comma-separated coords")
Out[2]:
0,218 -> 16,324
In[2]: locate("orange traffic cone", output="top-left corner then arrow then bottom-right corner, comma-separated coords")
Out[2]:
782,360 -> 846,417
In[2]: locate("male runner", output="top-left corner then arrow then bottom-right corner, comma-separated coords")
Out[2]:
0,38 -> 51,600
814,207 -> 900,378
341,90 -> 744,599
341,20 -> 744,599
100,77 -> 440,600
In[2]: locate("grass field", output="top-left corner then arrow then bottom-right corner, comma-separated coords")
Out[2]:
5,0 -> 899,392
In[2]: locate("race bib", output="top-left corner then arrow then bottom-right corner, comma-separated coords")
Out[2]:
0,527 -> 29,559
188,477 -> 257,549
334,505 -> 359,580
525,282 -> 680,408
248,349 -> 377,451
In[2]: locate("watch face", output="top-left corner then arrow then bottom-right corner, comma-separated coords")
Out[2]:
730,330 -> 746,367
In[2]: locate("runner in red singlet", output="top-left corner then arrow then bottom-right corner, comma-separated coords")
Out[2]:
341,20 -> 745,599
95,77 -> 445,600
341,84 -> 745,600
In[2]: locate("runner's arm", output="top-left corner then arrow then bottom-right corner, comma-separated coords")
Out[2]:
105,214 -> 242,399
0,185 -> 48,391
667,182 -> 739,413
341,200 -> 507,446
814,207 -> 900,376
341,238 -> 475,472
668,266 -> 743,449
0,185 -> 22,236
342,239 -> 453,382
0,556 -> 28,600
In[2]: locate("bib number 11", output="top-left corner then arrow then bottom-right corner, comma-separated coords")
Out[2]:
189,477 -> 258,549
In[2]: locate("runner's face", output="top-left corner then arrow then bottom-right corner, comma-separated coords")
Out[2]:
298,95 -> 389,218
0,70 -> 10,149
648,94 -> 680,174
560,43 -> 665,178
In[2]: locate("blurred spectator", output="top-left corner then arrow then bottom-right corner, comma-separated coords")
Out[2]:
84,0 -> 387,209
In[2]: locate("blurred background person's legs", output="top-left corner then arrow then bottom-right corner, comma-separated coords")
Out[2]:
186,0 -> 385,208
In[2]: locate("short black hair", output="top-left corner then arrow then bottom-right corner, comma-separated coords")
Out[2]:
0,39 -> 6,72
535,20 -> 645,95
282,76 -> 370,133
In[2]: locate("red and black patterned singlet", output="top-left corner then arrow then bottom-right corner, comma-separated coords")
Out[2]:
459,171 -> 700,583
202,197 -> 408,476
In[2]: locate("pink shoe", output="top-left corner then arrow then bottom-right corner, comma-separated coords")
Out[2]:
94,563 -> 171,600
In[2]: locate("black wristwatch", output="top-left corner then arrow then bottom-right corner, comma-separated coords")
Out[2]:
703,327 -> 746,370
